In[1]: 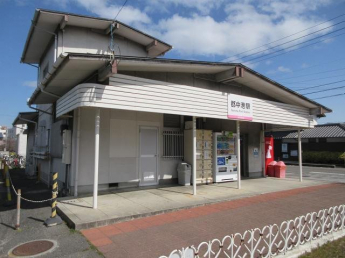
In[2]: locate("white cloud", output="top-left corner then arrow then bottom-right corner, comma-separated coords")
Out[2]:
42,0 -> 335,60
149,0 -> 334,59
145,0 -> 225,15
72,0 -> 151,25
23,81 -> 37,88
301,63 -> 309,68
277,66 -> 291,72
265,60 -> 272,65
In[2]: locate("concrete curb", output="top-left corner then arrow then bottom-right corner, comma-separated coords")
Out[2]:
276,229 -> 345,258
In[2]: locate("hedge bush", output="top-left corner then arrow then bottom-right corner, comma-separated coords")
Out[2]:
302,151 -> 345,164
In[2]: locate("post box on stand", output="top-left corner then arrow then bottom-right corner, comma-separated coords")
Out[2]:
265,136 -> 274,176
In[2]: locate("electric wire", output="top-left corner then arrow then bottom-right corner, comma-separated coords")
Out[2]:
277,67 -> 345,81
243,27 -> 345,64
286,74 -> 345,85
304,85 -> 345,95
229,21 -> 345,63
313,92 -> 345,100
294,79 -> 345,91
113,0 -> 129,21
109,0 -> 129,64
272,56 -> 345,80
220,12 -> 345,62
244,31 -> 345,66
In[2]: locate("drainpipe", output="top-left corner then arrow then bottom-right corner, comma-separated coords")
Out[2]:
27,101 -> 53,115
74,108 -> 81,197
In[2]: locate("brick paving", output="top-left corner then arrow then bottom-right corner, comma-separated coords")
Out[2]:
81,183 -> 345,258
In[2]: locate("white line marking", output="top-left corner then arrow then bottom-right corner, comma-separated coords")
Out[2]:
310,172 -> 345,176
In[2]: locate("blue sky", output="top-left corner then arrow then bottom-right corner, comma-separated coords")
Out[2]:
0,0 -> 345,126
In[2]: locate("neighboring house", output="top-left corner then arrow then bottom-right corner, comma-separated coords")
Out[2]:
18,9 -> 331,207
267,123 -> 345,162
12,112 -> 38,175
0,126 -> 8,151
7,124 -> 28,156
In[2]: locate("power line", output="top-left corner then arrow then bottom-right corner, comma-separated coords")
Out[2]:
230,20 -> 345,63
287,74 -> 345,85
313,92 -> 345,100
221,13 -> 345,62
245,30 -> 345,65
281,67 -> 345,81
304,85 -> 345,95
272,56 -> 345,80
243,26 -> 345,64
113,0 -> 129,21
294,79 -> 345,91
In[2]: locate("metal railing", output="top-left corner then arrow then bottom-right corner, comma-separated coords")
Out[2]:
159,204 -> 345,258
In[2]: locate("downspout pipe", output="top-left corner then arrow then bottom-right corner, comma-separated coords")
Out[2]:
27,100 -> 53,115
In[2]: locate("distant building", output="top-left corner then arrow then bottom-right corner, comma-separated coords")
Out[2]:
267,123 -> 345,162
7,125 -> 28,156
0,126 -> 8,151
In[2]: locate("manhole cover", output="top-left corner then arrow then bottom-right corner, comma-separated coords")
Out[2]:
9,240 -> 57,257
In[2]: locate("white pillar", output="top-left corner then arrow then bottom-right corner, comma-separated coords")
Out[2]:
93,108 -> 100,209
236,121 -> 241,189
74,108 -> 81,197
260,124 -> 265,177
192,116 -> 197,196
298,129 -> 303,182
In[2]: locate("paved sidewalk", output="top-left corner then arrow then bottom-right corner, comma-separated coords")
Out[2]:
58,177 -> 325,229
81,183 -> 345,258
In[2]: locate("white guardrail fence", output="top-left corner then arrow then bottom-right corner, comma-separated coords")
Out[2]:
159,204 -> 345,258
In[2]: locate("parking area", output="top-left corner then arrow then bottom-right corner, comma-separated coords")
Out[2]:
286,165 -> 345,183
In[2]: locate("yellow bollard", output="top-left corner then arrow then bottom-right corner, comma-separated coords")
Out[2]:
4,164 -> 14,207
44,172 -> 62,226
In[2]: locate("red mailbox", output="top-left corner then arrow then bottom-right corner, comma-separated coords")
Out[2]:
265,136 -> 274,175
267,161 -> 277,177
274,161 -> 286,178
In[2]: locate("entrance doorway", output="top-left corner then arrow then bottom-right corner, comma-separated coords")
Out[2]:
240,134 -> 249,177
139,126 -> 158,186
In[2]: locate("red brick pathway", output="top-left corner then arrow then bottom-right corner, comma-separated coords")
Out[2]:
81,183 -> 345,258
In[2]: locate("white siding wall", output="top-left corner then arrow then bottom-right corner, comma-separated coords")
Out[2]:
74,108 -> 164,191
39,42 -> 55,84
57,74 -> 313,128
59,26 -> 148,57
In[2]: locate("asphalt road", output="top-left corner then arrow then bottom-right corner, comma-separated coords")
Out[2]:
0,169 -> 101,258
286,165 -> 345,183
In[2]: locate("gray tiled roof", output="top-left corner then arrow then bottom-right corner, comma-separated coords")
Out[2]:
268,123 -> 345,139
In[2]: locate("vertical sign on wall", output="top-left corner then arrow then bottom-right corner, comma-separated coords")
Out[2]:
227,94 -> 253,121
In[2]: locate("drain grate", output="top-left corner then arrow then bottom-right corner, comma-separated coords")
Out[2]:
9,240 -> 57,257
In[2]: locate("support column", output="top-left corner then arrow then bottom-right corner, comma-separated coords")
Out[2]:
236,121 -> 241,189
93,108 -> 100,209
260,124 -> 265,177
74,108 -> 81,197
298,129 -> 303,182
192,116 -> 197,196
